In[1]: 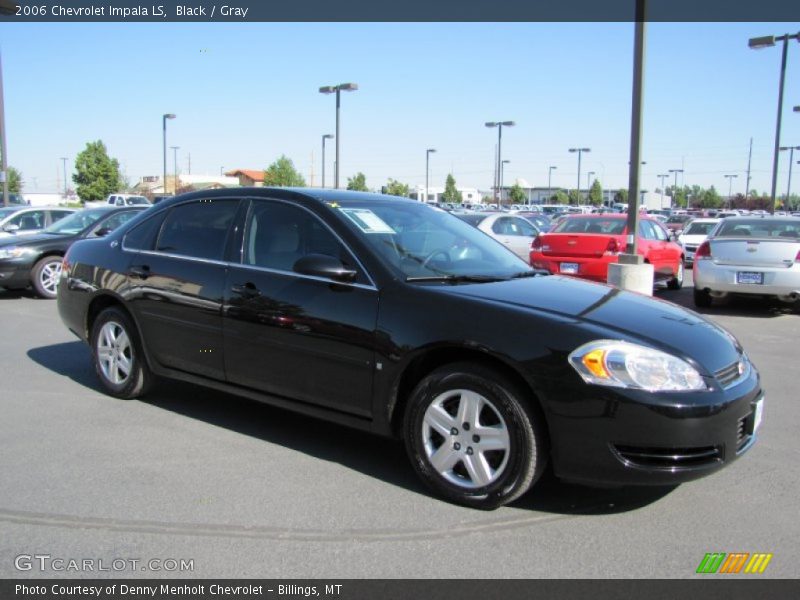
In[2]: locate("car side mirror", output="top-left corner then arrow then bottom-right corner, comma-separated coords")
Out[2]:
293,254 -> 357,283
3,224 -> 20,233
94,227 -> 113,237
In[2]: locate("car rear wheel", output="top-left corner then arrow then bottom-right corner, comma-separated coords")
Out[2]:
31,256 -> 63,299
91,307 -> 153,399
404,362 -> 546,509
667,260 -> 684,290
694,287 -> 712,308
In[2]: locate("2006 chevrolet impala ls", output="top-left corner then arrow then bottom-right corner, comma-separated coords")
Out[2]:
57,188 -> 764,509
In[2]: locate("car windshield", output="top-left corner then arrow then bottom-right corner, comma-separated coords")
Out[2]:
332,200 -> 530,280
42,208 -> 110,235
667,215 -> 690,223
552,216 -> 626,234
715,219 -> 800,239
125,196 -> 150,205
683,221 -> 718,235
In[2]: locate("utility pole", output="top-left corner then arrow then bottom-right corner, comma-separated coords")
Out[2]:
745,137 -> 753,198
0,50 -> 8,207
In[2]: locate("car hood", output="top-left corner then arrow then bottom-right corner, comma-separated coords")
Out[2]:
435,275 -> 742,374
0,232 -> 70,247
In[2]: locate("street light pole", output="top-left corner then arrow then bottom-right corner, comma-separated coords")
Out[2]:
425,148 -> 436,203
569,147 -> 591,203
724,174 -> 738,208
748,31 -> 800,213
501,159 -> 510,203
548,166 -> 557,200
170,146 -> 180,194
60,157 -> 68,201
485,121 -> 515,203
669,168 -> 684,209
319,83 -> 358,189
657,173 -> 668,209
162,113 -> 176,196
779,146 -> 800,207
321,134 -> 334,188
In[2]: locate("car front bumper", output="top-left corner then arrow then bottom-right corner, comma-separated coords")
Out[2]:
0,257 -> 35,288
542,363 -> 763,487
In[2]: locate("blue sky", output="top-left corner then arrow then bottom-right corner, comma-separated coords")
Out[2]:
1,21 -> 799,196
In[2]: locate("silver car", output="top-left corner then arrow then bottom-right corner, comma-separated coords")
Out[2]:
693,216 -> 800,307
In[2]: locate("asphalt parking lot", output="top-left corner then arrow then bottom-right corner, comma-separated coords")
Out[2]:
0,273 -> 797,579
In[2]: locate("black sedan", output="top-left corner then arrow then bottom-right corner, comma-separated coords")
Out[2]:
57,189 -> 763,509
0,206 -> 147,298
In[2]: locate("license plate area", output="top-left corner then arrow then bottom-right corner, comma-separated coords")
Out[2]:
736,271 -> 763,285
560,262 -> 579,274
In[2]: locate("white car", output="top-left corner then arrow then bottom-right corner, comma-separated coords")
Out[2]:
457,212 -> 540,260
693,216 -> 800,307
677,218 -> 720,265
0,206 -> 76,238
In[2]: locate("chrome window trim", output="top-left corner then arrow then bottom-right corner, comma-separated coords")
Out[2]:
229,262 -> 377,292
133,248 -> 230,267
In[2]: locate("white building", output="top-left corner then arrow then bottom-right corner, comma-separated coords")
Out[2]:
408,185 -> 483,204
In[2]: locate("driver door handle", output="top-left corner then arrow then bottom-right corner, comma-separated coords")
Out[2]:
232,282 -> 261,298
129,265 -> 150,279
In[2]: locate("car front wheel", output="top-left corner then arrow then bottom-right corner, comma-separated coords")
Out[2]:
32,256 -> 63,298
90,307 -> 153,399
404,363 -> 546,509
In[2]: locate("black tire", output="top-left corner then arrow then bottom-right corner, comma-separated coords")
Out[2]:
31,255 -> 63,299
90,307 -> 153,399
404,362 -> 546,510
694,287 -> 712,308
667,259 -> 684,290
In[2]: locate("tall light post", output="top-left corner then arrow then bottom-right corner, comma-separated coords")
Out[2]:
321,134 -> 334,188
220,166 -> 224,175
162,113 -> 176,195
657,173 -> 669,209
0,50 -> 8,207
425,148 -> 436,203
548,165 -> 557,199
724,174 -> 739,208
60,157 -> 68,201
569,147 -> 591,202
779,145 -> 800,207
748,31 -> 800,213
319,83 -> 358,189
586,171 -> 595,203
485,121 -> 515,203
669,168 -> 684,209
170,146 -> 180,194
500,159 -> 510,203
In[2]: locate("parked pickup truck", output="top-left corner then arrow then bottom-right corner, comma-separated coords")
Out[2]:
85,194 -> 152,208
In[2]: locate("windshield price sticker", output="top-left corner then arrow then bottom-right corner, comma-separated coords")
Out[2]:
340,208 -> 396,234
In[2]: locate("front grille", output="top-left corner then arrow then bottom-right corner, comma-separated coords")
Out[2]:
613,445 -> 722,470
737,411 -> 755,453
715,359 -> 747,389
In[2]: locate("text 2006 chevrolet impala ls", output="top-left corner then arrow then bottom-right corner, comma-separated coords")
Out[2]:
57,189 -> 763,509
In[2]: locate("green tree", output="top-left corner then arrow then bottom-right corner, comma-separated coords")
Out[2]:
347,172 -> 368,192
553,190 -> 569,204
384,179 -> 409,197
614,188 -> 629,204
509,182 -> 526,204
442,173 -> 463,203
72,140 -> 122,203
588,179 -> 603,206
7,166 -> 23,193
698,186 -> 722,208
568,189 -> 582,204
263,155 -> 306,187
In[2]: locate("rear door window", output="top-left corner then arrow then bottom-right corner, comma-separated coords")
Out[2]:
156,200 -> 239,261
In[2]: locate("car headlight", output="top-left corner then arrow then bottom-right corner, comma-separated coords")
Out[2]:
568,340 -> 708,392
0,246 -> 36,260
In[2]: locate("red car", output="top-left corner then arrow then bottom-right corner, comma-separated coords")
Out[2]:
530,214 -> 685,288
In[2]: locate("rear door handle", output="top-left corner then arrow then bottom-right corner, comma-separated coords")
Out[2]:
129,265 -> 150,279
231,282 -> 261,298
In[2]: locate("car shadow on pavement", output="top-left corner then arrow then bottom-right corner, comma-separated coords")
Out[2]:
0,288 -> 38,300
28,341 -> 678,515
27,341 -> 99,390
